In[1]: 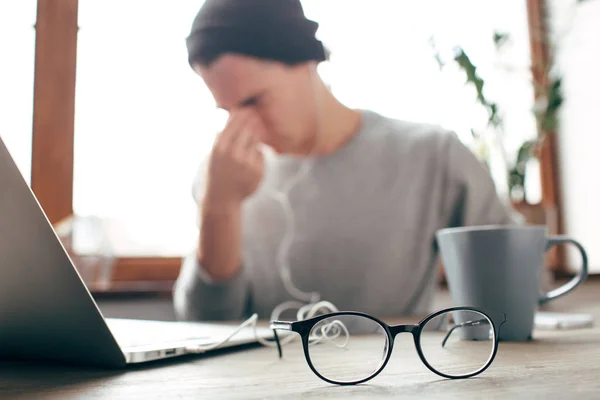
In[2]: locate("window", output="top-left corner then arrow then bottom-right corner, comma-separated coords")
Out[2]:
73,0 -> 537,253
0,0 -> 36,183
301,0 -> 538,201
22,0 -> 550,289
74,0 -> 211,258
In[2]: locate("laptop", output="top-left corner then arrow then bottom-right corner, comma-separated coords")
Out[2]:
0,136 -> 274,367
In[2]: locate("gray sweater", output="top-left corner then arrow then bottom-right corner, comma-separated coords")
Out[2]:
173,110 -> 515,321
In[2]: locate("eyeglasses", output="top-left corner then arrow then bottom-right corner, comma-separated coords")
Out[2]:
270,307 -> 505,385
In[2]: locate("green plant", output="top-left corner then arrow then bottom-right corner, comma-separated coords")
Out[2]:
452,48 -> 502,131
429,0 -> 597,203
535,76 -> 563,134
430,41 -> 521,199
508,139 -> 537,203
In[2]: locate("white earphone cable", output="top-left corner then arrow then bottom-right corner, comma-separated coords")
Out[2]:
187,65 -> 338,354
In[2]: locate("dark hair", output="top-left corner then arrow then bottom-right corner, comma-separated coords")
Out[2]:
186,0 -> 327,67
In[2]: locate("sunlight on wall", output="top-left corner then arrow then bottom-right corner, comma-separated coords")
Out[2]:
551,0 -> 600,272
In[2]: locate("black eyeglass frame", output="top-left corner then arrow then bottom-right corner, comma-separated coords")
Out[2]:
270,306 -> 506,386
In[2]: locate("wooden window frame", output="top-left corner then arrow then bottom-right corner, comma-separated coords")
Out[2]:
526,0 -> 566,270
29,0 -> 565,293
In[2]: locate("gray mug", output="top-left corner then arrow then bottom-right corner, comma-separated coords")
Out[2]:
436,225 -> 588,341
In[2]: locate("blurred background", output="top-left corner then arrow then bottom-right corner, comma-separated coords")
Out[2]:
0,0 -> 598,293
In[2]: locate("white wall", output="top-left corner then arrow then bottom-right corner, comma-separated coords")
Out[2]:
552,0 -> 600,272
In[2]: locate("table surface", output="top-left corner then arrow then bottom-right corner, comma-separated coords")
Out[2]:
1,280 -> 599,399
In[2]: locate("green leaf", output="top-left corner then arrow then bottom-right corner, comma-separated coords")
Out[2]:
493,31 -> 510,49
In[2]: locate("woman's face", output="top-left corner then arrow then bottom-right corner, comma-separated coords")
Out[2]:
195,54 -> 319,154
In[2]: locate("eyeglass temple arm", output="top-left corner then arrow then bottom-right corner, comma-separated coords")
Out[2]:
441,318 -> 489,347
269,321 -> 293,358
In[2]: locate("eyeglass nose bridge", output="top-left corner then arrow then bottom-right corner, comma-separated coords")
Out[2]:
389,324 -> 419,338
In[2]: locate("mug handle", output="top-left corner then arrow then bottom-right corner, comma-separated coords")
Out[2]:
539,235 -> 588,305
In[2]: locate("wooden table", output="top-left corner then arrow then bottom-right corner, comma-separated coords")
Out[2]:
1,280 -> 599,399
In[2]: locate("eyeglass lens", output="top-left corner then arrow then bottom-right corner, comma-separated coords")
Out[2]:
420,310 -> 495,377
307,314 -> 388,384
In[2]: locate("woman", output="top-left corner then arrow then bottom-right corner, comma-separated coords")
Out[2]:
173,0 -> 515,321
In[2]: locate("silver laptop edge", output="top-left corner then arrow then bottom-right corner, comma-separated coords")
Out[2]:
0,136 -> 271,367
